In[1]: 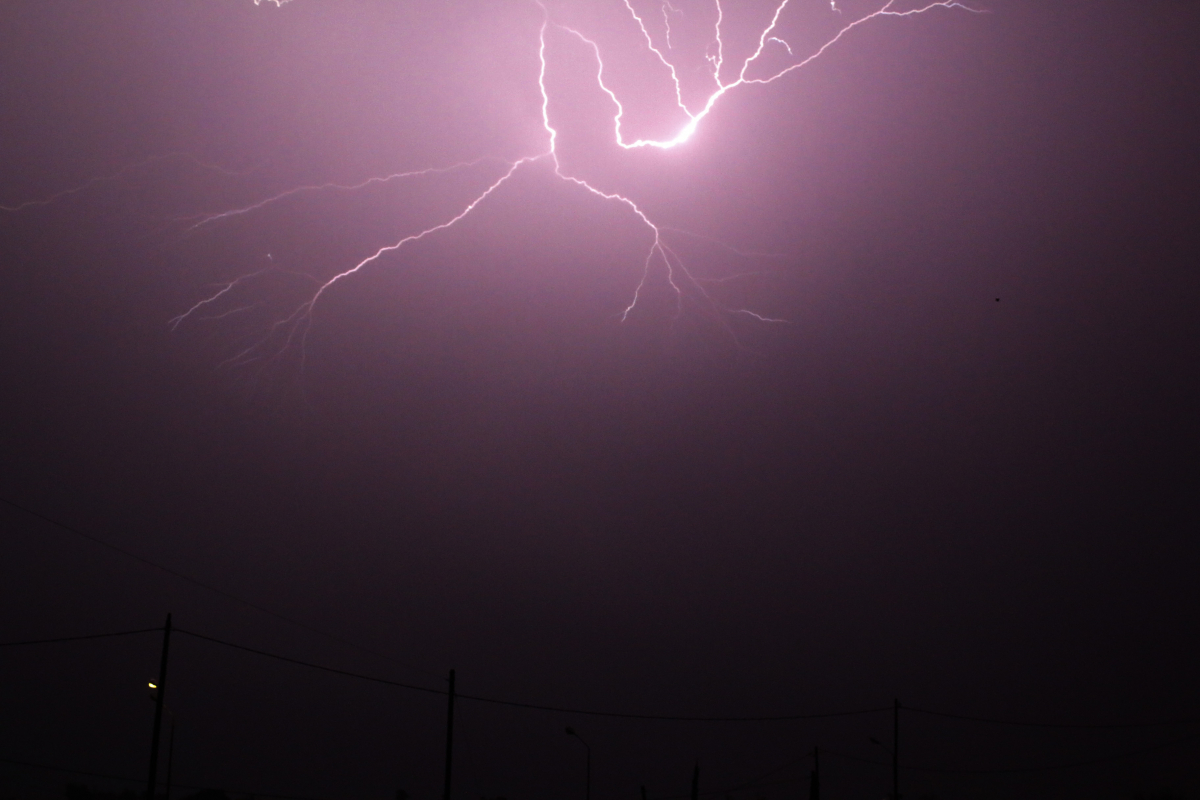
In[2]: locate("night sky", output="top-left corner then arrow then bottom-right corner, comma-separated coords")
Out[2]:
2,1 -> 1198,799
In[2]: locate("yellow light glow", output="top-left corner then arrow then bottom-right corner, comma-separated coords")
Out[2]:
148,683 -> 157,689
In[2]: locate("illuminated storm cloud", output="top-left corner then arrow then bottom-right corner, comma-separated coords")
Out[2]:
172,1 -> 978,364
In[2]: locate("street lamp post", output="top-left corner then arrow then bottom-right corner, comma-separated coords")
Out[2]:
565,727 -> 591,800
164,712 -> 176,800
147,683 -> 176,800
146,614 -> 172,800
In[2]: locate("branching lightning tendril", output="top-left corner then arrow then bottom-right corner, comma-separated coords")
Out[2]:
0,152 -> 257,213
5,0 -> 980,367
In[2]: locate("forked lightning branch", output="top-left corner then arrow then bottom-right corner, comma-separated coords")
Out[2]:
11,0 -> 979,365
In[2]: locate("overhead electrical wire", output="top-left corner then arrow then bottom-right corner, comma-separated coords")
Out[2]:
11,496 -> 1200,729
0,628 -> 159,647
0,493 -> 438,680
8,621 -> 1200,730
174,628 -> 891,721
906,705 -> 1200,730
7,623 -> 1200,790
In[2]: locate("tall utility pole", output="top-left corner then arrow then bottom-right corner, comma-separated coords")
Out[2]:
165,716 -> 176,800
565,728 -> 591,800
809,746 -> 819,800
893,699 -> 900,800
690,762 -> 698,800
442,669 -> 456,800
146,613 -> 172,800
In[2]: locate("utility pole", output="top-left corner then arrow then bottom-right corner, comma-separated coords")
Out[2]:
165,717 -> 176,800
146,613 -> 172,800
690,762 -> 698,800
809,746 -> 819,800
442,669 -> 456,800
565,728 -> 591,800
641,786 -> 647,800
893,699 -> 900,800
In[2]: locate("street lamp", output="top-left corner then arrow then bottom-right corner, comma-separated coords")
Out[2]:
565,727 -> 591,800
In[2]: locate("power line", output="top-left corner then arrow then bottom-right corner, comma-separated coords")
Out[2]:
465,693 -> 888,723
0,494 -> 438,681
907,705 -> 1200,730
175,628 -> 890,722
7,625 -> 1200,789
175,627 -> 444,696
15,492 -> 1198,730
11,622 -> 1200,732
0,628 -> 159,647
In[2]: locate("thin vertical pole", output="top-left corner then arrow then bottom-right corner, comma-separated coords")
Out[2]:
146,613 -> 172,800
641,786 -> 647,800
809,745 -> 819,800
893,699 -> 900,800
585,744 -> 591,800
442,669 -> 456,800
690,762 -> 698,800
165,717 -> 175,800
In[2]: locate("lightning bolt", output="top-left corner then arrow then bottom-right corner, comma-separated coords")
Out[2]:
732,309 -> 790,324
0,152 -> 254,213
768,37 -> 795,56
157,0 -> 980,368
662,1 -> 681,50
176,157 -> 497,233
707,1 -> 725,85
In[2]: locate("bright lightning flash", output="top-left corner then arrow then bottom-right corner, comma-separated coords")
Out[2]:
17,0 -> 980,367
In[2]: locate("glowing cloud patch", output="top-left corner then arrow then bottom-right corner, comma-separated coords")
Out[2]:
9,0 -> 978,366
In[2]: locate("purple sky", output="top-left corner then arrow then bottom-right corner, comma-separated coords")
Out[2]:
2,1 -> 1198,799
